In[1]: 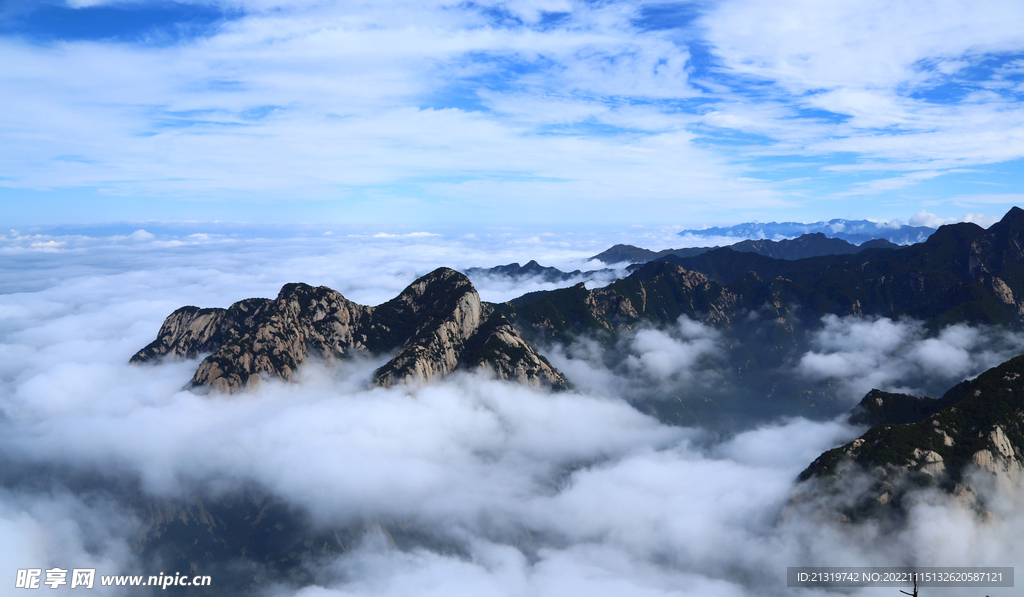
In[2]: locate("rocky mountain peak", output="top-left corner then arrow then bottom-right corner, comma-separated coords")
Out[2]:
370,269 -> 488,387
395,267 -> 473,304
799,354 -> 1024,516
998,205 -> 1024,224
921,220 -> 986,255
132,270 -> 565,393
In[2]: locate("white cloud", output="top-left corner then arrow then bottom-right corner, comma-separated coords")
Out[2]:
0,1 -> 785,225
908,210 -> 955,227
690,0 -> 1024,200
543,316 -> 729,405
4,236 -> 1024,595
2,1 -> 1019,224
371,232 -> 441,238
841,170 -> 946,195
702,0 -> 1024,93
28,240 -> 65,249
625,317 -> 723,382
862,210 -> 1002,230
952,193 -> 1024,206
796,314 -> 1024,401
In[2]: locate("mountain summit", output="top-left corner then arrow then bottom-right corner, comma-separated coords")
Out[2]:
132,268 -> 566,392
799,354 -> 1024,515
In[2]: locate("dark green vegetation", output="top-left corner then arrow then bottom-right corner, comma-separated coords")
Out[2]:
730,233 -> 899,260
805,355 -> 1024,480
593,244 -> 711,264
489,208 -> 1024,426
497,261 -> 737,341
798,354 -> 1024,519
847,389 -> 938,427
613,208 -> 1024,326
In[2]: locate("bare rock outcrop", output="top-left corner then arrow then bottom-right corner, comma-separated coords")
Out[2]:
132,268 -> 566,392
798,354 -> 1024,516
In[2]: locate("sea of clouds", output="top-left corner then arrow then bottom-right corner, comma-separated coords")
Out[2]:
1,229 -> 1023,596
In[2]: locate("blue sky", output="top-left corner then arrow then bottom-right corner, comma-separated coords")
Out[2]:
0,0 -> 1022,228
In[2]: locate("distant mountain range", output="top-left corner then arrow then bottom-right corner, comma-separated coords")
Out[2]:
593,232 -> 901,265
465,260 -> 612,283
679,219 -> 936,245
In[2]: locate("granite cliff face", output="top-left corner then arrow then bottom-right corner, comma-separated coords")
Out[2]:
131,268 -> 566,392
799,355 -> 1024,515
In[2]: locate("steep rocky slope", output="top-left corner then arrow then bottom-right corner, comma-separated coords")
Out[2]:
490,208 -> 1024,426
799,355 -> 1024,514
628,207 -> 1024,325
132,268 -> 566,392
522,209 -> 1024,349
497,261 -> 740,341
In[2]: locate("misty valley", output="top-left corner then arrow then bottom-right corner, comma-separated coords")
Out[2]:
4,0 -> 1024,594
4,209 -> 1024,596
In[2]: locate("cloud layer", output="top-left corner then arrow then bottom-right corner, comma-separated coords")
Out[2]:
1,1 -> 1022,225
797,314 -> 1024,401
3,234 -> 1024,595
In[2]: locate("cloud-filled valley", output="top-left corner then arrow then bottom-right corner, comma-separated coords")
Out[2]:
2,231 -> 1024,595
797,315 -> 1024,402
3,0 -> 1024,592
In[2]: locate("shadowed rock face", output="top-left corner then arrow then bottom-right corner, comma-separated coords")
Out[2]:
498,261 -> 741,342
131,268 -> 566,392
799,354 -> 1024,516
129,298 -> 270,363
847,389 -> 938,427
